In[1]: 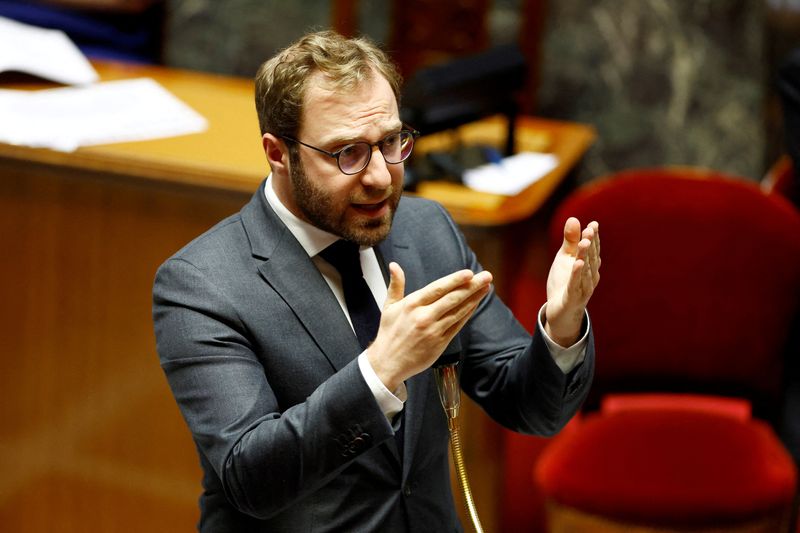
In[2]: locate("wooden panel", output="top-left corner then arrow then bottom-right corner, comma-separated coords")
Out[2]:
0,163 -> 249,532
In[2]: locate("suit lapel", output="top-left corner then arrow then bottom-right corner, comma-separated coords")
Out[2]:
242,185 -> 362,372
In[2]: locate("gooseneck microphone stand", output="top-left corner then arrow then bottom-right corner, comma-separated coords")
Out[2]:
433,361 -> 484,533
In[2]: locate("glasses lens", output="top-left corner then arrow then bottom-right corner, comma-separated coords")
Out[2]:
338,143 -> 370,174
382,131 -> 414,164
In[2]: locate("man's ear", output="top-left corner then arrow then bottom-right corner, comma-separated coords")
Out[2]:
263,133 -> 289,175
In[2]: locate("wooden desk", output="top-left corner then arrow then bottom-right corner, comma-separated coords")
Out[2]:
0,60 -> 594,224
0,61 -> 267,193
0,60 -> 593,532
412,114 -> 596,225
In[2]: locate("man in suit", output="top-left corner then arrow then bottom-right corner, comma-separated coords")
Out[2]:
153,30 -> 600,532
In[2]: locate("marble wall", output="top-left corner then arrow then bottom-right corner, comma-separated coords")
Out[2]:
536,0 -> 768,182
163,0 -> 332,77
163,0 -> 771,181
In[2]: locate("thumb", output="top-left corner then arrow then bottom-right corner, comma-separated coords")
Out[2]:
561,217 -> 582,253
385,262 -> 406,308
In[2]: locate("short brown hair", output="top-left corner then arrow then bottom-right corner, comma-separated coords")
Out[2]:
254,30 -> 402,138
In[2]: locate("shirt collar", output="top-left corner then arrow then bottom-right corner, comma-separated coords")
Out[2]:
264,174 -> 339,257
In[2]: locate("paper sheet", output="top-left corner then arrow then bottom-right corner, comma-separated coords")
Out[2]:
0,78 -> 208,151
0,15 -> 98,85
462,152 -> 559,196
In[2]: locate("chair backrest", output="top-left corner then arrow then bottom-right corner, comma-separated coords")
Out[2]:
550,168 -> 800,419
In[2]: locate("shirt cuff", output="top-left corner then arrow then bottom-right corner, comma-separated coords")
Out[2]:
537,303 -> 590,374
358,351 -> 406,420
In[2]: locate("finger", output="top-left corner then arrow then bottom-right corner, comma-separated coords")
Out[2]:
443,302 -> 479,340
590,221 -> 600,257
385,262 -> 406,308
588,221 -> 601,284
442,279 -> 491,323
581,225 -> 600,282
569,238 -> 590,291
566,257 -> 586,300
590,248 -> 600,286
573,234 -> 597,298
408,269 -> 476,307
576,237 -> 591,263
581,253 -> 595,297
561,217 -> 582,254
407,273 -> 492,339
577,238 -> 597,292
442,284 -> 490,339
586,222 -> 600,263
425,271 -> 493,319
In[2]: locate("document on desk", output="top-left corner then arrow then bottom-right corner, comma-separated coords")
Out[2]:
0,78 -> 208,151
462,152 -> 559,195
0,16 -> 98,85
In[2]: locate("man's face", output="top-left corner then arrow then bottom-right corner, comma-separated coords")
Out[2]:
285,71 -> 404,247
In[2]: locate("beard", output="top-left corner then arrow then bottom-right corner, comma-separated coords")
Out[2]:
288,150 -> 401,247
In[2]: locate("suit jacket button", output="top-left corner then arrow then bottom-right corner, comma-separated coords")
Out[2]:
403,485 -> 412,496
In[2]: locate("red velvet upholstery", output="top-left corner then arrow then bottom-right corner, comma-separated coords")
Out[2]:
536,409 -> 797,526
529,169 -> 800,528
548,168 -> 800,416
600,393 -> 751,421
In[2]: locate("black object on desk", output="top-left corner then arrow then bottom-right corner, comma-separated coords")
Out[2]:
400,44 -> 527,157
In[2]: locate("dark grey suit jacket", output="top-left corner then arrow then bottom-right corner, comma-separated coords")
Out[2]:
152,182 -> 594,532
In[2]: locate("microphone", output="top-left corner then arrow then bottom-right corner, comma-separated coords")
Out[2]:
433,337 -> 462,418
432,336 -> 484,532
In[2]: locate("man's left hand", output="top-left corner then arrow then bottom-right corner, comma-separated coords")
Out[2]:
544,218 -> 601,347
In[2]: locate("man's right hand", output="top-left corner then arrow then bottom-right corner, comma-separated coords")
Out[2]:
366,262 -> 493,391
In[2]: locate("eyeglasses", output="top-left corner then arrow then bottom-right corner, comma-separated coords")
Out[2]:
279,128 -> 420,175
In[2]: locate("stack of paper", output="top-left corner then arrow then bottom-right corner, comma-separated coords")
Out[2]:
462,152 -> 559,196
0,78 -> 208,152
0,15 -> 98,85
0,16 -> 207,151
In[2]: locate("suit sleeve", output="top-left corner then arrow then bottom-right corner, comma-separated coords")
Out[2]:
430,203 -> 595,436
152,257 -> 394,519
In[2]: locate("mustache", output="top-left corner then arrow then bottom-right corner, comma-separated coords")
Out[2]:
351,185 -> 397,204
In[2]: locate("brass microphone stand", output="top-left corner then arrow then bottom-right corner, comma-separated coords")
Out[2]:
434,362 -> 484,533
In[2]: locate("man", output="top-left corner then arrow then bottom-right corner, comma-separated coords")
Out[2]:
153,30 -> 600,532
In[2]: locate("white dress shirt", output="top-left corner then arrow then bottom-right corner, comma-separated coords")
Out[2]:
264,176 -> 588,420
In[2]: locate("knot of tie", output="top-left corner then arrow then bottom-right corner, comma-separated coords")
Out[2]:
319,239 -> 362,278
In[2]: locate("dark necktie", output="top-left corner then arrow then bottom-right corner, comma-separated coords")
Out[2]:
319,239 -> 404,457
319,239 -> 381,350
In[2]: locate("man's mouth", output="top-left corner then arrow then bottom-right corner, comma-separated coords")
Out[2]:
351,198 -> 389,217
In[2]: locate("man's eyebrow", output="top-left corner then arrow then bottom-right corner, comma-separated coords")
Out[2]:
324,123 -> 404,146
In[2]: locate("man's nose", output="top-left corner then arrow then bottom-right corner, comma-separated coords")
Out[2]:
360,146 -> 393,188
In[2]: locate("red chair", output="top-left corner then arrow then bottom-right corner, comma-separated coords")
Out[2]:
532,168 -> 800,532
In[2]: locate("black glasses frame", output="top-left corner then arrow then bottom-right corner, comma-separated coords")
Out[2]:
279,126 -> 420,175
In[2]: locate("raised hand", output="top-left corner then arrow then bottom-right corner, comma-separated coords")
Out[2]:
544,217 -> 601,347
366,263 -> 493,391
